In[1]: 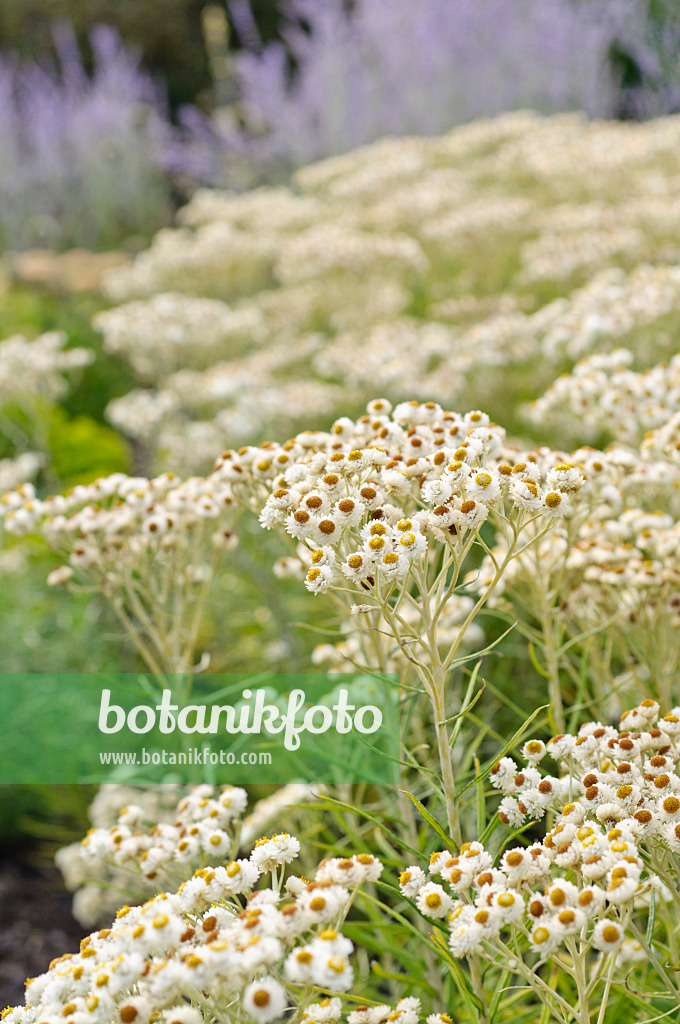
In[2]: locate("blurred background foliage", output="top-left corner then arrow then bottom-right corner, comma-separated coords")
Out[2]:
1,0 -> 678,117
0,0 -> 281,111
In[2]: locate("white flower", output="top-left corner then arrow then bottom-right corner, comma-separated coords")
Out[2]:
201,828 -> 230,856
498,797 -> 526,827
305,564 -> 334,593
453,499 -> 489,530
399,866 -> 427,898
163,1007 -> 204,1024
397,529 -> 427,558
510,477 -> 542,511
378,550 -> 410,580
521,739 -> 546,765
219,786 -> 249,818
528,922 -> 561,956
302,998 -> 343,1023
312,954 -> 355,991
285,509 -> 315,539
577,886 -> 607,918
242,978 -> 288,1023
416,882 -> 454,919
520,787 -> 554,819
617,938 -> 647,963
298,884 -> 350,923
465,469 -> 501,502
448,908 -> 484,956
342,552 -> 371,580
545,464 -> 585,491
142,513 -> 172,537
422,477 -> 453,504
428,850 -> 454,875
489,756 -> 519,792
333,497 -> 365,526
606,862 -> 641,903
592,919 -> 625,952
488,889 -> 525,924
539,490 -> 571,517
217,859 -> 261,894
545,879 -> 580,909
553,906 -> 586,936
285,946 -> 316,984
250,833 -> 301,871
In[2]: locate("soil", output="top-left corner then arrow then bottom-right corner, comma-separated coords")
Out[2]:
0,857 -> 85,1008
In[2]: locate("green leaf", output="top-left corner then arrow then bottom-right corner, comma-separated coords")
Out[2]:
528,641 -> 551,679
429,928 -> 484,1018
314,793 -> 422,858
48,406 -> 128,484
369,960 -> 438,997
459,703 -> 549,798
401,789 -> 456,849
497,818 -> 540,857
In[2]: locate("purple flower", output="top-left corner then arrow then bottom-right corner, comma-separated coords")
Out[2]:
227,0 -> 654,169
0,24 -> 210,250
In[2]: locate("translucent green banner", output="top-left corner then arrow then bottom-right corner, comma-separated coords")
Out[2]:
0,672 -> 399,785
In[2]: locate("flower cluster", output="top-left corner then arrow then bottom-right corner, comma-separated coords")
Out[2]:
94,111 -> 680,472
491,699 -> 680,823
467,423 -> 680,709
1,470 -> 239,570
56,783 -> 320,927
94,294 -> 266,383
529,263 -> 680,362
0,331 -> 93,408
108,334 -> 342,454
255,399 -> 582,601
0,25 -> 199,251
402,836 -> 651,961
526,349 -> 680,445
0,469 -> 241,673
397,700 -> 680,1010
5,829 -> 390,1024
519,225 -> 644,283
243,398 -> 590,840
